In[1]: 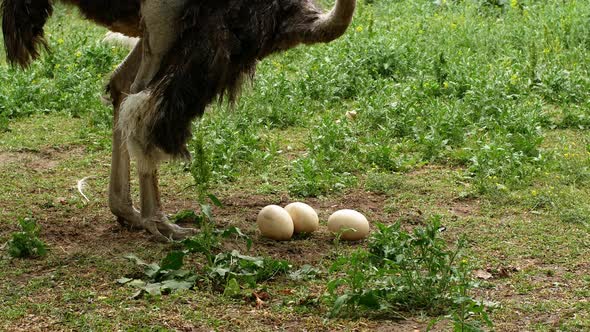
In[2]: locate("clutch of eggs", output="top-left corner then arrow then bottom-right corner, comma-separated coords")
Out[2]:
257,204 -> 369,241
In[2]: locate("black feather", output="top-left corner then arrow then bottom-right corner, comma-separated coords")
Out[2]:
1,0 -> 53,68
147,0 -> 314,157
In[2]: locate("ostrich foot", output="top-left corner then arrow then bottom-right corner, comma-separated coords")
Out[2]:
115,208 -> 143,230
143,214 -> 196,242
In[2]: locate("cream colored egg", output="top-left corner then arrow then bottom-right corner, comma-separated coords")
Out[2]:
327,209 -> 370,241
257,205 -> 294,240
284,202 -> 319,234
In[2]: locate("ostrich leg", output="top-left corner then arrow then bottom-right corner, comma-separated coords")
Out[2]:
118,0 -> 195,241
111,42 -> 194,241
137,164 -> 195,242
108,44 -> 143,228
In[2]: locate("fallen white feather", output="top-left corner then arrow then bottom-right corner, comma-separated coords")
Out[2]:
77,176 -> 97,203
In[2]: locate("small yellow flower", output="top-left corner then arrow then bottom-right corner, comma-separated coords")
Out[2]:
510,0 -> 518,9
76,51 -> 82,57
531,190 -> 538,196
356,26 -> 364,33
272,60 -> 282,70
443,81 -> 449,89
58,38 -> 64,44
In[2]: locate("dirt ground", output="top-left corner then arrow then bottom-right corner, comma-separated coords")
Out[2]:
1,116 -> 589,331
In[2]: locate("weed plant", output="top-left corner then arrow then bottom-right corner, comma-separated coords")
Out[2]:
326,216 -> 491,329
6,218 -> 47,259
120,205 -> 291,297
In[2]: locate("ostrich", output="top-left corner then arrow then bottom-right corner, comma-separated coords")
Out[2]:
2,0 -> 356,241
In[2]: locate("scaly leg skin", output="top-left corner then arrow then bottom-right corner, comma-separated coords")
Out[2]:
109,43 -> 143,229
138,165 -> 195,242
109,126 -> 142,229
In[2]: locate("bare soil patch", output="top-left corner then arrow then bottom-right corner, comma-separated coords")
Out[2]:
0,146 -> 85,171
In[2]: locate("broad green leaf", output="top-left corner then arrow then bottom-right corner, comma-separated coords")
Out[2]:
200,204 -> 214,221
128,279 -> 147,288
170,210 -> 199,224
116,277 -> 133,284
210,267 -> 230,278
160,251 -> 185,271
331,294 -> 351,316
161,279 -> 193,291
144,263 -> 162,278
288,265 -> 322,281
144,283 -> 162,296
124,254 -> 147,266
168,269 -> 193,279
359,291 -> 380,309
223,278 -> 241,298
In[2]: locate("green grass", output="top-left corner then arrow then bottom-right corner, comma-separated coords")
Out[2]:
188,0 -> 590,197
1,0 -> 590,330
